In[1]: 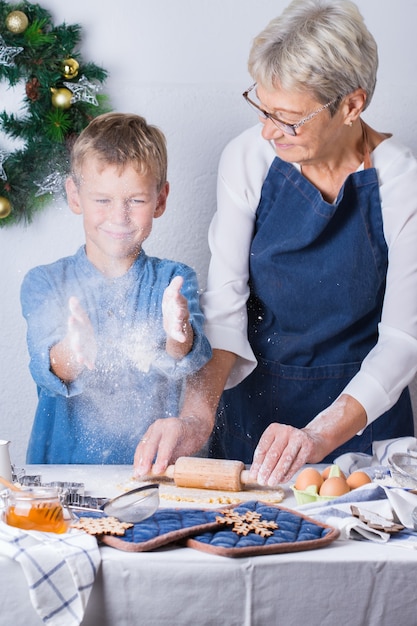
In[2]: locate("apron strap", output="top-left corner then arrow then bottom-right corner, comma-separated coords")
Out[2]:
361,120 -> 372,170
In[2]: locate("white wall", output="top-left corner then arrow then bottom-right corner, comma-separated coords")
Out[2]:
1,0 -> 416,466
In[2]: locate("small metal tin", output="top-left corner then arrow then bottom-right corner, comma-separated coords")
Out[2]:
387,453 -> 417,489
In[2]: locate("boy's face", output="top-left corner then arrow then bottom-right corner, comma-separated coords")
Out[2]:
66,160 -> 168,276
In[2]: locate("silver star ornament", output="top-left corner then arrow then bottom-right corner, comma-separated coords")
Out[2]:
63,75 -> 100,106
0,36 -> 23,67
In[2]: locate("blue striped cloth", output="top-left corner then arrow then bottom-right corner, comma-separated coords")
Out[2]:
0,521 -> 100,625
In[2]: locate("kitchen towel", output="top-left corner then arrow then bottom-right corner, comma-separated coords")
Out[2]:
0,520 -> 100,626
296,482 -> 417,547
334,436 -> 417,476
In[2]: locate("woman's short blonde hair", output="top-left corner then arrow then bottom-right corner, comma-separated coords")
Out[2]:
70,112 -> 167,191
248,0 -> 378,111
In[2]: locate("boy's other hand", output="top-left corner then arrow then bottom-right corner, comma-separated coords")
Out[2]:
162,275 -> 191,343
68,296 -> 97,370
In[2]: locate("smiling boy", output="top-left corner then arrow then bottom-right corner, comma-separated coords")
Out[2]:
21,112 -> 211,464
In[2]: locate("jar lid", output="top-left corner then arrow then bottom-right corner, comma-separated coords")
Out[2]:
11,486 -> 60,500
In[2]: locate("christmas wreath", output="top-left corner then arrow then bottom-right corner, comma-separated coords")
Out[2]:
0,1 -> 111,227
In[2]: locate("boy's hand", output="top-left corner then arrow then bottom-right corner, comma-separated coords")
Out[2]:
162,276 -> 191,344
67,296 -> 97,370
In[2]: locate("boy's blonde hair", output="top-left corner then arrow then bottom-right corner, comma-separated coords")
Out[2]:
70,112 -> 168,192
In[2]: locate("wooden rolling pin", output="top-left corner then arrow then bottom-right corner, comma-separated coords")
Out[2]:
155,457 -> 252,492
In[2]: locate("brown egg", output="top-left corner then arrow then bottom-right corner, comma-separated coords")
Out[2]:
295,467 -> 323,492
319,476 -> 350,497
321,464 -> 346,480
346,471 -> 372,490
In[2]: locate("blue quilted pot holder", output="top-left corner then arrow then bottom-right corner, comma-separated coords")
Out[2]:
101,507 -> 221,552
187,501 -> 339,557
96,500 -> 339,557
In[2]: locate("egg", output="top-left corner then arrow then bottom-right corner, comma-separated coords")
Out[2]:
294,467 -> 323,492
346,470 -> 372,490
321,464 -> 346,480
319,476 -> 350,497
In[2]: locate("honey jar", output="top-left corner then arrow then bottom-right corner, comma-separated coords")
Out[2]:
4,487 -> 67,533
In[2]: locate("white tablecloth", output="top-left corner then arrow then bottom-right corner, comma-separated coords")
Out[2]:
2,465 -> 417,626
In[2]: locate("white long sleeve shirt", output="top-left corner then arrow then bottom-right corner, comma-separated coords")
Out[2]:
201,123 -> 417,427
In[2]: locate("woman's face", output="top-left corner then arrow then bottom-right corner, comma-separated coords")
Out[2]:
255,84 -> 345,166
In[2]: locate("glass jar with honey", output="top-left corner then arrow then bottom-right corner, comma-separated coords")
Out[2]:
4,486 -> 67,533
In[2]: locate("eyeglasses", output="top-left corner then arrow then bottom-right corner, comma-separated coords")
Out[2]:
243,83 -> 339,136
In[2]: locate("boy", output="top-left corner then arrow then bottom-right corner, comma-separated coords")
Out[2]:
21,112 -> 211,464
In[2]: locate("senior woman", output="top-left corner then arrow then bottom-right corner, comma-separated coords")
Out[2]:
134,0 -> 417,486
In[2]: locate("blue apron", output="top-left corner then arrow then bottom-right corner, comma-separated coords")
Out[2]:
211,141 -> 413,464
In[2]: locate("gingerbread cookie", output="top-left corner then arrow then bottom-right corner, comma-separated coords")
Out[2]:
215,509 -> 279,538
71,516 -> 133,536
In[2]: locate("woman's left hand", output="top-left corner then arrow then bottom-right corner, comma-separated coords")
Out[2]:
248,423 -> 322,486
248,394 -> 367,486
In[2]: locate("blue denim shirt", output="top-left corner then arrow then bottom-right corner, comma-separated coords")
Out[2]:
21,246 -> 211,464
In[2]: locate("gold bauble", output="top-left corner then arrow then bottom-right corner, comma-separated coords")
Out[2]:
0,197 -> 11,219
51,87 -> 73,110
5,10 -> 29,34
61,58 -> 79,79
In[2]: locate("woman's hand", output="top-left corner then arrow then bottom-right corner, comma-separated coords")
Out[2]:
248,394 -> 367,486
248,423 -> 322,486
133,415 -> 213,478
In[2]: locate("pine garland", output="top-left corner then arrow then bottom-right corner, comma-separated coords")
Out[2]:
0,1 -> 111,226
